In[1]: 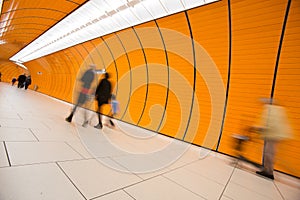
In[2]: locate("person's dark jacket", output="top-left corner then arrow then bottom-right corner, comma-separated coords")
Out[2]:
17,74 -> 27,88
17,74 -> 26,83
81,69 -> 95,89
95,78 -> 111,104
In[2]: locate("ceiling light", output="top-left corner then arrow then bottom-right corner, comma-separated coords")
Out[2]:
14,62 -> 28,70
10,0 -> 218,63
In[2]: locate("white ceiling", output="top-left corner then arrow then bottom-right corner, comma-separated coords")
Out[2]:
10,0 -> 218,63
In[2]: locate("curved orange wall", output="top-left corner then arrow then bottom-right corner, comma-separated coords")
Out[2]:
9,0 -> 299,177
0,62 -> 28,83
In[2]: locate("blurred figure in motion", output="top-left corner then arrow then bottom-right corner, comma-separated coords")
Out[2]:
11,77 -> 17,86
94,72 -> 112,129
17,73 -> 26,88
108,94 -> 120,128
24,75 -> 32,90
250,98 -> 292,180
65,64 -> 96,126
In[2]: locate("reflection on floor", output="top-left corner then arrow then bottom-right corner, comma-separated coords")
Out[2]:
0,82 -> 299,200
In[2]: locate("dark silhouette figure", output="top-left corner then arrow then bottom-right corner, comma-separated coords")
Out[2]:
11,77 -> 17,86
17,74 -> 26,88
66,64 -> 96,126
94,72 -> 112,129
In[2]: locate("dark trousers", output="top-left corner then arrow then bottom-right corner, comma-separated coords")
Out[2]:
67,93 -> 89,122
262,139 -> 277,175
96,102 -> 105,125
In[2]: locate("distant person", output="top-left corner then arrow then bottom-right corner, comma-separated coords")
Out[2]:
24,75 -> 32,90
94,72 -> 112,129
11,77 -> 17,86
17,73 -> 26,88
65,64 -> 96,126
250,98 -> 292,180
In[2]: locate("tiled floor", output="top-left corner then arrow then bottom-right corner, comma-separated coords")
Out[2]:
0,82 -> 299,200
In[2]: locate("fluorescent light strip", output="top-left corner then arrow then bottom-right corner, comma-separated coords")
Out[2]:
10,0 -> 218,63
15,62 -> 28,70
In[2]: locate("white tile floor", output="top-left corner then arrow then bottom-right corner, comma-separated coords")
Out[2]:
0,82 -> 299,200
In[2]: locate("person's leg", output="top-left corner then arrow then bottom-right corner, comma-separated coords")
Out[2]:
67,93 -> 85,123
264,140 -> 277,175
82,112 -> 89,127
109,113 -> 115,127
82,94 -> 94,127
65,104 -> 78,122
256,139 -> 276,179
81,94 -> 90,127
94,102 -> 103,129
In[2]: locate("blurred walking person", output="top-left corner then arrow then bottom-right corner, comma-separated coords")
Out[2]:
250,98 -> 292,180
11,77 -> 17,86
24,75 -> 32,90
65,64 -> 96,126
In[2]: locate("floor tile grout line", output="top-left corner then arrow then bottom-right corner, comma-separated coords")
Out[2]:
88,158 -> 206,200
163,161 -> 231,187
162,175 -> 207,199
1,140 -> 69,143
41,121 -> 52,131
226,179 -> 281,200
107,153 -> 202,182
216,162 -> 237,200
116,151 -> 212,181
227,164 -> 282,200
87,164 -> 175,199
274,182 -> 286,200
55,162 -> 88,200
89,188 -> 137,200
122,189 -> 137,200
17,113 -> 23,120
101,156 -> 135,174
0,157 -> 92,169
64,141 -> 88,159
3,141 -> 11,167
170,157 -> 234,185
29,128 -> 40,141
139,158 -> 202,181
222,195 -> 234,200
88,179 -> 146,200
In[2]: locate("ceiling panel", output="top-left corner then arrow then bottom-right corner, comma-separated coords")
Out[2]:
0,0 -> 87,61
